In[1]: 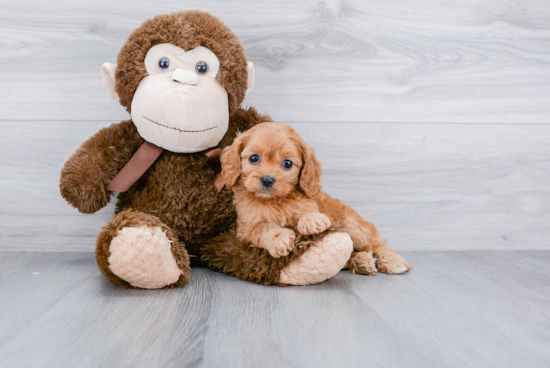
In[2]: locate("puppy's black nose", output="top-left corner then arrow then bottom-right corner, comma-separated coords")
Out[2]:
261,176 -> 275,187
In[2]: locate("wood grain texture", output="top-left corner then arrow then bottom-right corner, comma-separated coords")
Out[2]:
0,0 -> 549,123
1,120 -> 549,251
0,252 -> 98,345
0,251 -> 549,368
201,272 -> 435,368
347,251 -> 550,367
0,256 -> 216,368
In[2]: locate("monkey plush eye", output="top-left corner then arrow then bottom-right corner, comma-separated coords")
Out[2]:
158,57 -> 170,70
282,160 -> 293,170
195,61 -> 209,74
249,154 -> 260,164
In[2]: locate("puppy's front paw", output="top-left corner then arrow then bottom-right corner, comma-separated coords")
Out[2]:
264,228 -> 296,258
297,213 -> 331,235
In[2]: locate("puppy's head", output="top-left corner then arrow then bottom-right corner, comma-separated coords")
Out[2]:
221,122 -> 322,199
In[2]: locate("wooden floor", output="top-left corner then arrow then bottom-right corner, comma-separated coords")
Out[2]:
1,251 -> 549,368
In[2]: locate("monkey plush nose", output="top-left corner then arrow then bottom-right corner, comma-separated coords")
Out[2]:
261,176 -> 276,187
173,68 -> 198,85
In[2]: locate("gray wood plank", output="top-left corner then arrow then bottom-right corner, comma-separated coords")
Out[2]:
200,272 -> 436,368
0,252 -> 98,344
0,0 -> 549,123
514,250 -> 550,263
1,251 -> 549,368
346,251 -> 550,367
0,265 -> 216,368
1,120 -> 549,251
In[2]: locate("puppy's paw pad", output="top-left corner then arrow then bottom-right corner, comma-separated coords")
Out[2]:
297,213 -> 331,235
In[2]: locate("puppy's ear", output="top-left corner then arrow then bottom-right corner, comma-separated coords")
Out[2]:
299,141 -> 323,197
221,133 -> 246,187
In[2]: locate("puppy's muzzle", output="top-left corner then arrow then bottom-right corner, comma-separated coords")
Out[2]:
261,176 -> 275,188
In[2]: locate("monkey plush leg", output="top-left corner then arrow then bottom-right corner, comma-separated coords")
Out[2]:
96,209 -> 190,289
200,227 -> 352,286
279,232 -> 352,285
253,231 -> 353,285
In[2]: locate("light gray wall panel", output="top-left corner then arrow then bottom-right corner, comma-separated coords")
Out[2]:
0,0 -> 549,123
1,0 -> 548,251
1,120 -> 548,251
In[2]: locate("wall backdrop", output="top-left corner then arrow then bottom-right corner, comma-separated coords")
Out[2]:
1,0 -> 549,251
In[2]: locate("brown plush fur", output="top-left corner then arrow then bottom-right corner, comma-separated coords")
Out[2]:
60,11 -> 307,287
200,224 -> 345,286
221,122 -> 413,274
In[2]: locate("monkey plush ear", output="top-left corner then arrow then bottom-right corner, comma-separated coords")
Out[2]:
101,62 -> 119,101
246,62 -> 255,95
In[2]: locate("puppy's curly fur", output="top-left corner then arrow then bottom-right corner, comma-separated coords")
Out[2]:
221,122 -> 413,275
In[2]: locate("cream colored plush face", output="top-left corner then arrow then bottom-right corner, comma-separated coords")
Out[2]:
131,43 -> 229,153
101,43 -> 255,153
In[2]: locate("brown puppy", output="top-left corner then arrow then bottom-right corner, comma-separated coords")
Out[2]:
221,122 -> 412,275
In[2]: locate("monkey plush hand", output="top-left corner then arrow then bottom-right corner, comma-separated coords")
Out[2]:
60,11 -> 353,289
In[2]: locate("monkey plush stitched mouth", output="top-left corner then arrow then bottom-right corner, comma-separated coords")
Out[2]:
102,43 -> 254,153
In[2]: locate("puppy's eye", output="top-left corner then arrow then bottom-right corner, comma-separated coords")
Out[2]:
282,160 -> 293,170
195,61 -> 208,74
249,154 -> 260,164
159,57 -> 170,70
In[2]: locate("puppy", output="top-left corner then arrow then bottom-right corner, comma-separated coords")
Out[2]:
221,122 -> 412,275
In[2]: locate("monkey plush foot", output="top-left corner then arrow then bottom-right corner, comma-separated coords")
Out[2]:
108,226 -> 183,288
279,232 -> 353,285
96,209 -> 190,289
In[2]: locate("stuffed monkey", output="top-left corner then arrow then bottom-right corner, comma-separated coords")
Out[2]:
60,10 -> 353,288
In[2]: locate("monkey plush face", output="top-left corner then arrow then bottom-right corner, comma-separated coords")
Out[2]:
100,11 -> 254,153
130,43 -> 229,152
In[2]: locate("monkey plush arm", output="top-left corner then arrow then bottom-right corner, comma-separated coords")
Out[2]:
60,120 -> 143,214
